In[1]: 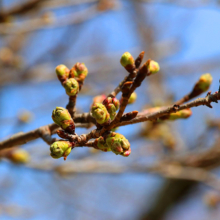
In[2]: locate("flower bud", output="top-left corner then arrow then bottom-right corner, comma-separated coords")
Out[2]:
96,136 -> 111,152
128,92 -> 137,104
63,78 -> 79,96
91,103 -> 110,124
148,60 -> 160,74
168,109 -> 192,120
50,141 -> 72,159
55,64 -> 69,82
103,97 -> 120,120
7,149 -> 30,164
69,62 -> 88,83
121,148 -> 131,157
106,133 -> 131,157
195,73 -> 212,92
120,52 -> 135,71
52,107 -> 73,129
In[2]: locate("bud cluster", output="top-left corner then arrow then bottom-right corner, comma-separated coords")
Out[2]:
55,62 -> 88,96
95,132 -> 131,156
69,62 -> 88,83
120,52 -> 160,76
102,97 -> 120,120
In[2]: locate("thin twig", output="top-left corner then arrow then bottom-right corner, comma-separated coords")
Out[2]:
117,91 -> 220,127
0,113 -> 95,150
66,96 -> 77,118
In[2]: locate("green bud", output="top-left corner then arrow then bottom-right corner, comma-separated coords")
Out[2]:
50,141 -> 72,159
63,78 -> 79,96
128,92 -> 137,104
55,64 -> 69,81
120,52 -> 135,71
91,103 -> 110,124
121,148 -> 131,157
52,107 -> 73,129
168,109 -> 192,120
106,133 -> 131,157
69,62 -> 88,83
7,149 -> 30,164
148,60 -> 160,74
196,73 -> 213,92
96,136 -> 111,152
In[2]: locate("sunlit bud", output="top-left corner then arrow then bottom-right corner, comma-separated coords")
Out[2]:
106,133 -> 131,157
120,52 -> 135,71
63,78 -> 79,96
196,73 -> 213,92
50,141 -> 72,159
52,107 -> 73,129
148,60 -> 160,74
55,64 -> 69,82
69,62 -> 88,83
91,103 -> 110,124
